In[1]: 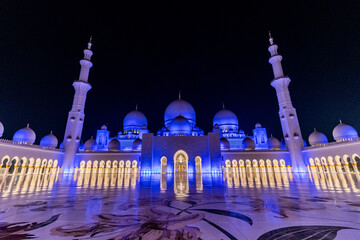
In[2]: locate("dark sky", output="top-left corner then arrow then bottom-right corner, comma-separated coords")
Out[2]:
0,0 -> 360,144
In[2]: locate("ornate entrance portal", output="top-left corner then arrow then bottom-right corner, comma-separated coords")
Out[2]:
174,150 -> 188,173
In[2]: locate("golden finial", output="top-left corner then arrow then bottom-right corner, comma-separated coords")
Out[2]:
88,36 -> 93,49
268,31 -> 274,45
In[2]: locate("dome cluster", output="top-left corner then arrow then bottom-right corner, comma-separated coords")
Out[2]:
164,98 -> 196,129
157,94 -> 203,136
9,124 -> 59,148
307,121 -> 359,147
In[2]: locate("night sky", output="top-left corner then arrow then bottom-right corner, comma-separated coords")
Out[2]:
0,1 -> 360,145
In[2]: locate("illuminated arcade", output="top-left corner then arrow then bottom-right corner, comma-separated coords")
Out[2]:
0,34 -> 359,177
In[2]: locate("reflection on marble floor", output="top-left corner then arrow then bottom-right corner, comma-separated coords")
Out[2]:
0,171 -> 359,239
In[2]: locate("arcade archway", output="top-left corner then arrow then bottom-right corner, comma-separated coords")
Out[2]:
173,150 -> 188,173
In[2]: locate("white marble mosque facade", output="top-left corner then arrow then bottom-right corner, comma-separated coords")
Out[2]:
0,35 -> 360,175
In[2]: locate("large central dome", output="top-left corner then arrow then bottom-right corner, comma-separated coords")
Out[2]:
164,97 -> 196,128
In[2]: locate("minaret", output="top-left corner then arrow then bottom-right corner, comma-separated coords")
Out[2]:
268,32 -> 306,172
62,38 -> 93,173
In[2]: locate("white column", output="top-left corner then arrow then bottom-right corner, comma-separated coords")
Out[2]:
62,39 -> 93,173
268,33 -> 306,172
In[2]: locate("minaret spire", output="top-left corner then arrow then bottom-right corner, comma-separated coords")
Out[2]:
136,104 -> 138,111
179,91 -> 181,99
87,36 -> 92,50
268,32 -> 284,79
268,32 -> 305,172
269,31 -> 273,45
222,102 -> 225,109
62,38 -> 94,173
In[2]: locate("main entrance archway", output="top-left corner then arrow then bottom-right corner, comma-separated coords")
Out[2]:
174,150 -> 188,173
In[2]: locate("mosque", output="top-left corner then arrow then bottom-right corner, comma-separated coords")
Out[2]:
0,34 -> 359,176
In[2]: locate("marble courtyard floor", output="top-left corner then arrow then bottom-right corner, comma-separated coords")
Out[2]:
0,171 -> 359,240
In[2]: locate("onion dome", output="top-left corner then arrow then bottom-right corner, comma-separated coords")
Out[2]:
132,138 -> 142,151
332,120 -> 358,141
84,137 -> 96,151
108,138 -> 121,151
308,129 -> 328,146
242,137 -> 255,150
0,121 -> 3,137
220,137 -> 230,150
164,94 -> 196,128
255,123 -> 262,128
169,116 -> 192,136
268,135 -> 281,150
13,124 -> 36,144
101,124 -> 107,130
213,109 -> 238,128
123,108 -> 148,130
40,131 -> 58,148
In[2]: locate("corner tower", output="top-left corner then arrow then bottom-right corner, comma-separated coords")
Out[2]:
62,38 -> 93,173
268,33 -> 306,172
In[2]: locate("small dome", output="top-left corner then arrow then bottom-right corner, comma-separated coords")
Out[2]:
0,121 -> 3,137
268,135 -> 281,150
123,110 -> 148,130
132,138 -> 142,151
108,138 -> 121,151
164,98 -> 196,128
308,129 -> 328,146
332,121 -> 358,141
13,124 -> 36,144
213,109 -> 238,127
169,116 -> 192,135
220,137 -> 230,150
255,123 -> 262,128
101,124 -> 107,130
242,137 -> 255,150
84,137 -> 96,151
40,132 -> 58,148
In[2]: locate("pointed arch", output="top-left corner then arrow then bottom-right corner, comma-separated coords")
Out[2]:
173,150 -> 189,173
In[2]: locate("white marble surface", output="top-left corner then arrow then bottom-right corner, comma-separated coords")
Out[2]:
0,171 -> 359,239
